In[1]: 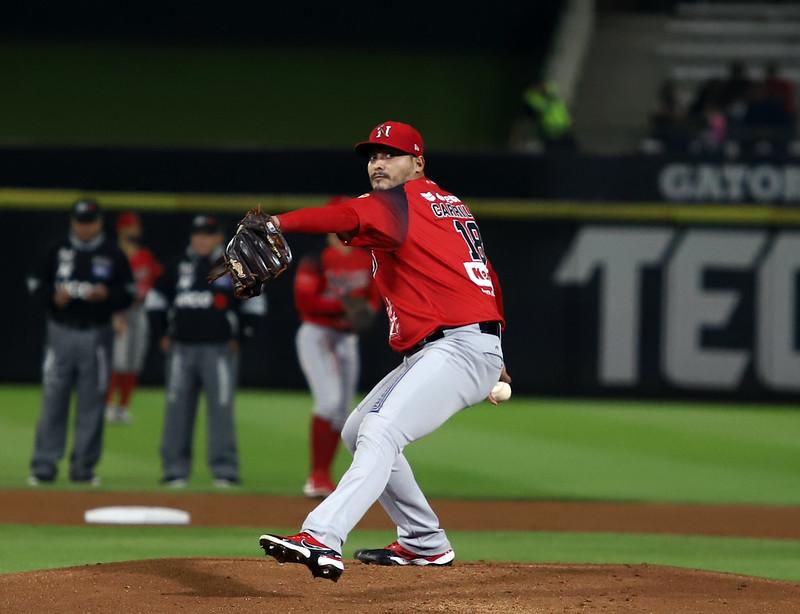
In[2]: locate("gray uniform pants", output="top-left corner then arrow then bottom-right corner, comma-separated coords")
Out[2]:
160,342 -> 239,480
296,322 -> 359,431
112,304 -> 149,373
31,320 -> 112,480
302,324 -> 504,554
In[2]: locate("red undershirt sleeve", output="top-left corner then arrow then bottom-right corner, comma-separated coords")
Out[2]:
277,187 -> 408,251
277,206 -> 359,235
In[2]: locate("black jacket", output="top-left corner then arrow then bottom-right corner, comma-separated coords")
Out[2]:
28,232 -> 135,328
145,246 -> 267,343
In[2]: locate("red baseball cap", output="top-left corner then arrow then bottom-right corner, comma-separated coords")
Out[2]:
116,211 -> 141,231
354,121 -> 424,157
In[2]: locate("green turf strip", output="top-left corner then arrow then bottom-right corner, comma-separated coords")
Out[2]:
0,525 -> 799,582
1,386 -> 799,505
0,43 -> 523,149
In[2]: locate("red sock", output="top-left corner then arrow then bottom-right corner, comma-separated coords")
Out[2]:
310,416 -> 340,481
105,372 -> 122,405
118,373 -> 139,409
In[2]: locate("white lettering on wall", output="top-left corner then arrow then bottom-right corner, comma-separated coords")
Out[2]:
554,227 -> 673,385
662,230 -> 766,389
659,164 -> 800,203
554,226 -> 800,392
757,233 -> 800,390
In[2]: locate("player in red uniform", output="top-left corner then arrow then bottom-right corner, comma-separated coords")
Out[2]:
105,212 -> 163,424
259,121 -> 509,582
294,204 -> 380,498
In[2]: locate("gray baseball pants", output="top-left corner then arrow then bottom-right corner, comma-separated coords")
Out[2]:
160,342 -> 239,481
302,323 -> 504,554
112,304 -> 149,373
295,322 -> 359,431
31,320 -> 112,480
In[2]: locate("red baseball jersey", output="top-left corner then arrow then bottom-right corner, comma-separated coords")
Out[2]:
294,245 -> 380,332
343,177 -> 504,352
128,247 -> 163,302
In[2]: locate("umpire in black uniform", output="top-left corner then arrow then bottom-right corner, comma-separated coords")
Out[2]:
27,199 -> 135,485
145,215 -> 266,488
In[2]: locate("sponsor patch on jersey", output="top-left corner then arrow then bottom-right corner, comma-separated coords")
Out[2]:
463,262 -> 495,296
91,256 -> 112,279
174,290 -> 214,309
56,249 -> 75,280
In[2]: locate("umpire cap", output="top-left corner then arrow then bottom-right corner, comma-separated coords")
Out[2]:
191,215 -> 221,234
71,199 -> 102,223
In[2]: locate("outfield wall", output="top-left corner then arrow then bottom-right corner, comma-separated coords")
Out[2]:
4,148 -> 800,400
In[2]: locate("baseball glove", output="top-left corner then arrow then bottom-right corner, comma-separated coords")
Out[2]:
341,295 -> 376,333
208,207 -> 293,298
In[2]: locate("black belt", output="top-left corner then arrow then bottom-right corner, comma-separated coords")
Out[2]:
405,321 -> 501,357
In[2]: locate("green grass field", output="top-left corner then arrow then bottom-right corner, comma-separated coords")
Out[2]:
2,385 -> 800,580
0,43 -> 524,149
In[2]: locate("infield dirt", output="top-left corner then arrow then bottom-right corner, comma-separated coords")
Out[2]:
3,489 -> 800,612
2,489 -> 800,539
3,558 -> 800,613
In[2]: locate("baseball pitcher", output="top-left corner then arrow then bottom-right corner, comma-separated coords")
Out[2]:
211,121 -> 509,582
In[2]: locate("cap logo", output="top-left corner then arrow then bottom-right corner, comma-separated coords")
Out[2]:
375,124 -> 392,139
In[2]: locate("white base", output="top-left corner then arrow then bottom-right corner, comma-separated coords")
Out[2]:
84,506 -> 191,525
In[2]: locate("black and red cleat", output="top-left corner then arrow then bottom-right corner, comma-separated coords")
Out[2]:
354,541 -> 455,566
259,532 -> 344,582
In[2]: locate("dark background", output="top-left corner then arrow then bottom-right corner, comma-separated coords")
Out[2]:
1,3 -> 561,50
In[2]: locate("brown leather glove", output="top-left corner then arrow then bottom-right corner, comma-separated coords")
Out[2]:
208,207 -> 293,298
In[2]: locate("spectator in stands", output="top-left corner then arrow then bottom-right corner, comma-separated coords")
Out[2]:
700,100 -> 728,151
650,61 -> 797,156
741,82 -> 794,155
649,80 -> 689,150
763,62 -> 795,123
719,61 -> 753,122
684,79 -> 729,152
688,78 -> 724,121
745,84 -> 792,130
522,80 -> 577,152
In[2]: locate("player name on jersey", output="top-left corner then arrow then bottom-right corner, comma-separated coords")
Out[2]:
421,191 -> 474,220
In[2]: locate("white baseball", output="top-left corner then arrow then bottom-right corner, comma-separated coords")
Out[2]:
491,381 -> 512,402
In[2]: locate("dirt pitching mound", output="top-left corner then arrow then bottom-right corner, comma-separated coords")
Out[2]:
2,558 -> 799,613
